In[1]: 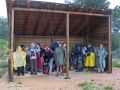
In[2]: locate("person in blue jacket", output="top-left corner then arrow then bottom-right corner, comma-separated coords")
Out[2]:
97,44 -> 107,73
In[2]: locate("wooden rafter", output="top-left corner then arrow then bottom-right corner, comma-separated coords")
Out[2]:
53,15 -> 65,35
70,16 -> 85,36
22,1 -> 30,35
33,12 -> 42,35
45,14 -> 56,35
13,7 -> 110,17
90,17 -> 106,35
57,19 -> 65,36
42,14 -> 51,35
73,16 -> 88,36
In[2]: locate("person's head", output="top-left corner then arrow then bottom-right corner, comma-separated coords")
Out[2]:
63,43 -> 66,47
31,43 -> 35,49
21,45 -> 26,52
21,45 -> 25,49
44,45 -> 50,52
59,44 -> 62,47
36,43 -> 40,48
88,44 -> 91,47
16,46 -> 22,52
57,40 -> 60,44
99,44 -> 104,49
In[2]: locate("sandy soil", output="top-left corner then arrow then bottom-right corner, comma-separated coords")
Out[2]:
0,68 -> 120,90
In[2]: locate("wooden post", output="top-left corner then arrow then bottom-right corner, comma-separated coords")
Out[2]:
9,9 -> 14,82
108,15 -> 112,73
65,13 -> 70,79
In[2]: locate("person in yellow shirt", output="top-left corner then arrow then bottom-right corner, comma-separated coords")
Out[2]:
13,46 -> 26,76
85,44 -> 95,71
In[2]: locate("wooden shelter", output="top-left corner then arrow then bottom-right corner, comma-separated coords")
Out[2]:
6,0 -> 112,82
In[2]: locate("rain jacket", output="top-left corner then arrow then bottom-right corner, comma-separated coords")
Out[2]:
13,46 -> 26,70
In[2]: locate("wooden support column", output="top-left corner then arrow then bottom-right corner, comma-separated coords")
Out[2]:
65,13 -> 70,79
9,9 -> 14,82
108,15 -> 112,73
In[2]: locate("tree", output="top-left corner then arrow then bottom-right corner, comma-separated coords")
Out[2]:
0,17 -> 9,58
65,0 -> 110,9
0,17 -> 9,40
112,32 -> 120,51
112,6 -> 120,33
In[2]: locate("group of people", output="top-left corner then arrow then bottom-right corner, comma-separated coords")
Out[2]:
70,43 -> 107,73
13,40 -> 107,77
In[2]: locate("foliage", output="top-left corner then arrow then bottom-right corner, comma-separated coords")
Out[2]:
0,17 -> 9,58
65,0 -> 110,9
79,82 -> 96,90
104,85 -> 113,90
112,59 -> 120,68
0,39 -> 9,58
0,61 -> 8,78
0,61 -> 8,68
0,68 -> 3,78
112,33 -> 120,51
112,6 -> 120,33
0,17 -> 9,40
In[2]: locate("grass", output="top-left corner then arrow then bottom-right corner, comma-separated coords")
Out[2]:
0,68 -> 3,78
112,59 -> 120,68
0,60 -> 8,78
79,82 -> 96,90
104,85 -> 113,90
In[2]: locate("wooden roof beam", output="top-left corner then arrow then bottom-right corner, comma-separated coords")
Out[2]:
13,8 -> 110,17
45,14 -> 56,35
33,13 -> 42,35
53,16 -> 65,35
70,15 -> 85,36
56,19 -> 65,36
22,1 -> 30,35
77,16 -> 90,36
73,16 -> 88,36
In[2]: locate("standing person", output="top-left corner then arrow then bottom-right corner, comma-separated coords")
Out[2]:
61,43 -> 66,73
74,44 -> 83,72
85,44 -> 95,71
54,44 -> 64,77
21,45 -> 26,52
70,46 -> 75,71
29,43 -> 37,75
21,45 -> 27,73
50,40 -> 60,51
44,45 -> 53,74
26,48 -> 31,71
51,40 -> 60,72
97,44 -> 107,73
35,43 -> 41,72
13,46 -> 26,76
81,46 -> 87,69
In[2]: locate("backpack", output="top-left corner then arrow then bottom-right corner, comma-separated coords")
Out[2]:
75,44 -> 82,55
30,49 -> 36,59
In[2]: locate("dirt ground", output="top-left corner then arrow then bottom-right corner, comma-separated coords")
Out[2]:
0,68 -> 120,90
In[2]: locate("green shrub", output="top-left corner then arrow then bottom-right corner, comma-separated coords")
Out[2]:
104,85 -> 113,90
0,68 -> 3,78
0,61 -> 8,68
112,59 -> 120,68
79,82 -> 96,90
0,61 -> 8,78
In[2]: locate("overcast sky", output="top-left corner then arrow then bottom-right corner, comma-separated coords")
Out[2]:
0,0 -> 120,18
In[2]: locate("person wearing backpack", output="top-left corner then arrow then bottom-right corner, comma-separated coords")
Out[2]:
85,44 -> 95,71
29,43 -> 37,75
74,44 -> 83,72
